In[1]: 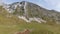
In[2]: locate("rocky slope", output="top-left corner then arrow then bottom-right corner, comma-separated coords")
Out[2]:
2,1 -> 60,23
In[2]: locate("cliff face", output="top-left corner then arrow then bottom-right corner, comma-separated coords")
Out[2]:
2,1 -> 60,23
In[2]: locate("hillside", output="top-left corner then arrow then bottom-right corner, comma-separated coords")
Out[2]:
3,1 -> 60,24
0,1 -> 60,34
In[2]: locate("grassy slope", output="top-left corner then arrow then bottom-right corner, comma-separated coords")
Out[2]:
0,19 -> 60,34
0,14 -> 60,34
0,6 -> 60,34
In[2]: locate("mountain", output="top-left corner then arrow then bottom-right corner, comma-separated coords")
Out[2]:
2,1 -> 60,24
1,1 -> 60,34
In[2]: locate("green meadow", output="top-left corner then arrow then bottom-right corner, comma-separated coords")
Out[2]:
0,6 -> 60,34
0,15 -> 60,34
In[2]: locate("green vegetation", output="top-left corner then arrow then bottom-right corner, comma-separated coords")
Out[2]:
0,18 -> 60,34
0,6 -> 60,34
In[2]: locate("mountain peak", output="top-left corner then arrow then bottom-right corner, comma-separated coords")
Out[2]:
2,1 -> 60,23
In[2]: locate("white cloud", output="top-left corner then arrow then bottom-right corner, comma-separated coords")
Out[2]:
43,0 -> 60,11
54,3 -> 60,11
0,0 -> 3,5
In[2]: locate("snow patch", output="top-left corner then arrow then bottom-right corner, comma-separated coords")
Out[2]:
24,2 -> 27,16
18,16 -> 30,22
18,16 -> 46,23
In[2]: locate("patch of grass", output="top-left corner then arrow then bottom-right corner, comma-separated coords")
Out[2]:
0,6 -> 60,34
0,14 -> 60,34
0,13 -> 60,34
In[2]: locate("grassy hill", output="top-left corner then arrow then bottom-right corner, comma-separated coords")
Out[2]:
0,6 -> 60,34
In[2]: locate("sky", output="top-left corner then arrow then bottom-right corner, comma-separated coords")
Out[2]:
1,0 -> 60,12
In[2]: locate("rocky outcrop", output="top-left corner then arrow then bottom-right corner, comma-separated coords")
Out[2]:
2,1 -> 60,23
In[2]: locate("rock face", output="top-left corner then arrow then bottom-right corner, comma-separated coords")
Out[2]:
3,1 -> 60,23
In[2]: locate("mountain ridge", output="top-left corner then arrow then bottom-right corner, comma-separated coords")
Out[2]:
1,1 -> 60,24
